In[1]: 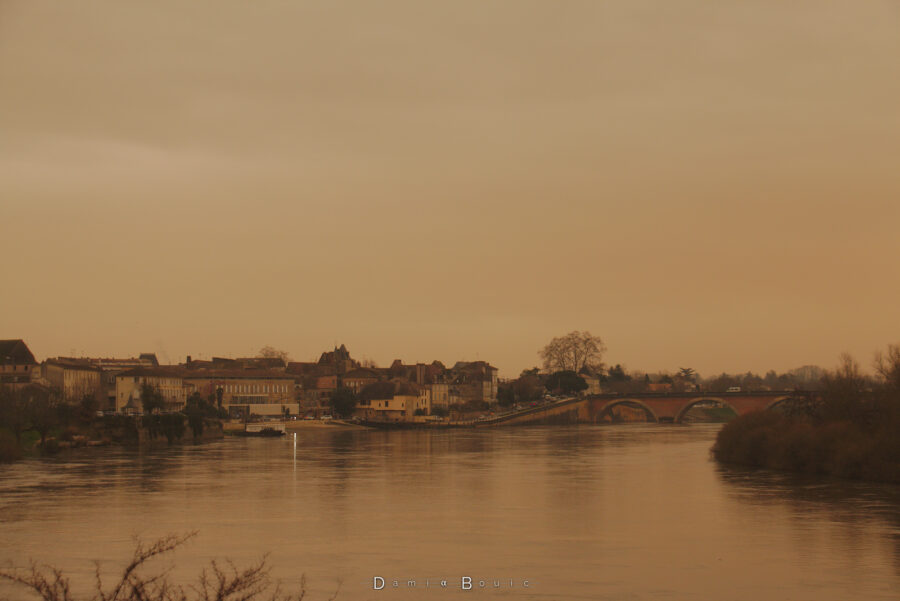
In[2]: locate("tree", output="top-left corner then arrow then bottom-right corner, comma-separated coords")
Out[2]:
512,374 -> 544,403
183,392 -> 210,437
258,346 -> 290,362
140,383 -> 165,414
544,371 -> 588,395
0,386 -> 31,445
607,364 -> 631,382
539,331 -> 606,374
819,353 -> 870,423
78,393 -> 100,424
875,344 -> 900,391
497,385 -> 516,407
27,388 -> 61,446
330,387 -> 358,418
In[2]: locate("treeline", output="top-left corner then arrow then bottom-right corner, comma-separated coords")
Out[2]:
0,385 -> 101,461
496,364 -> 826,405
0,384 -> 226,462
600,365 -> 825,394
713,347 -> 900,483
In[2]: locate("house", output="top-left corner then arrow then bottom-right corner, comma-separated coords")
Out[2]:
183,370 -> 297,418
115,367 -> 189,413
0,339 -> 39,390
42,358 -> 103,403
86,354 -> 160,411
342,367 -> 381,392
448,361 -> 499,404
354,379 -> 429,421
316,344 -> 358,375
424,382 -> 450,410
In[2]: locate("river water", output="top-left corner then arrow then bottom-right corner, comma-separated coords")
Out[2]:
1,424 -> 898,600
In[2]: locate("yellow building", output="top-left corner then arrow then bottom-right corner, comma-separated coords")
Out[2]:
354,393 -> 430,421
42,359 -> 103,403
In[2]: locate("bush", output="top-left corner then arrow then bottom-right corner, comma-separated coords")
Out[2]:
713,349 -> 900,484
0,532 -> 340,601
713,411 -> 899,483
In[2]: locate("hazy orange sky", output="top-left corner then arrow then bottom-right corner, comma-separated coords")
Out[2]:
2,1 -> 899,377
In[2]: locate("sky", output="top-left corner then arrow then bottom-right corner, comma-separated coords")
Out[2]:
1,1 -> 899,378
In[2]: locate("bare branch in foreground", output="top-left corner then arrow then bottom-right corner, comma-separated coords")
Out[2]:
0,534 -> 335,601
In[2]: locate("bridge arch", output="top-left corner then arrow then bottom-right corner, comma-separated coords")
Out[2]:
594,398 -> 659,424
765,395 -> 800,412
674,397 -> 738,424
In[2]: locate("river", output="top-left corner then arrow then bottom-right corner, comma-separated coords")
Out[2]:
1,424 -> 898,600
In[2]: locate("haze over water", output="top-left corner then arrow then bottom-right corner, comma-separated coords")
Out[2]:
1,426 -> 898,600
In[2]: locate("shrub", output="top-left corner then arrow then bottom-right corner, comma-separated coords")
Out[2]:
0,532 -> 340,601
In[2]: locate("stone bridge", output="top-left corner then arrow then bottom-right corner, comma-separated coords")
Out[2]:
475,391 -> 810,426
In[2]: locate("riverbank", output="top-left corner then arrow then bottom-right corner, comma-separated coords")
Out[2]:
0,415 -> 224,462
713,352 -> 900,484
222,419 -> 369,434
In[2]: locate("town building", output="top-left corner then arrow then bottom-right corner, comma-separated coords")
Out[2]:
115,367 -> 189,414
88,354 -> 159,411
353,379 -> 430,420
342,367 -> 381,392
42,358 -> 103,403
424,382 -> 451,410
0,339 -> 39,390
184,370 -> 297,418
115,367 -> 298,416
448,361 -> 499,404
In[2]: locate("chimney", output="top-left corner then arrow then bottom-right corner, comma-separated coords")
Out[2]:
186,355 -> 192,365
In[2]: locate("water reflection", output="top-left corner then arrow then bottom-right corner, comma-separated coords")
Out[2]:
716,464 -> 900,576
0,425 -> 898,600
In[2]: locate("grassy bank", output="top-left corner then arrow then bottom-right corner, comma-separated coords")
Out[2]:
713,349 -> 900,484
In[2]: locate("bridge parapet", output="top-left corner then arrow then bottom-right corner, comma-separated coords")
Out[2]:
477,391 -> 811,426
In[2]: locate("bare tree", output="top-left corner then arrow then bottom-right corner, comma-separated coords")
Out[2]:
257,347 -> 290,363
0,532 -> 340,601
875,344 -> 900,391
539,331 -> 606,374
